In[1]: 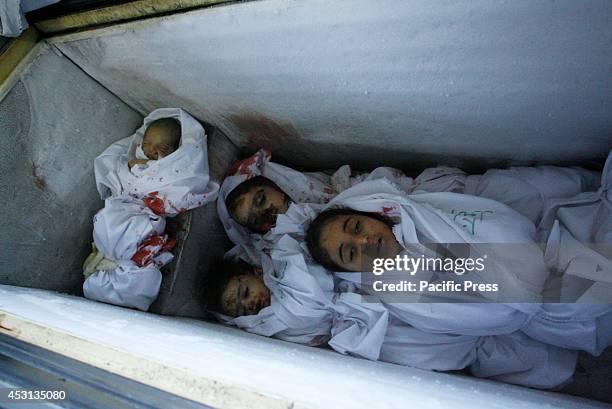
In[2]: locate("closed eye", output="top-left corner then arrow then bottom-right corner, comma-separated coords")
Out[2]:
253,189 -> 266,207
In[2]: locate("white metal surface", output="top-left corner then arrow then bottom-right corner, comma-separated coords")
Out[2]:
0,285 -> 609,409
50,0 -> 612,170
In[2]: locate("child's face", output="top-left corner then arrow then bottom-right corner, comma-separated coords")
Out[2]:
231,185 -> 290,234
142,127 -> 178,160
318,214 -> 402,272
221,274 -> 271,317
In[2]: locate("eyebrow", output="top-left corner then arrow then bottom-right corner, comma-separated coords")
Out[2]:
339,243 -> 345,264
343,217 -> 351,232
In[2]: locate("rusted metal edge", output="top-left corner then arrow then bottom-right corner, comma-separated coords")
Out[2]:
33,0 -> 241,35
0,28 -> 39,90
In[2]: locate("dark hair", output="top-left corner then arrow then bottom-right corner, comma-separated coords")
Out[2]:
305,207 -> 396,272
145,118 -> 181,149
225,175 -> 286,219
204,259 -> 255,314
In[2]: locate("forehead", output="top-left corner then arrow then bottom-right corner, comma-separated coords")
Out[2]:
143,125 -> 171,143
319,215 -> 350,249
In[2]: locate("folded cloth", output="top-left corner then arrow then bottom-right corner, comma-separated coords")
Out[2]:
522,150 -> 612,355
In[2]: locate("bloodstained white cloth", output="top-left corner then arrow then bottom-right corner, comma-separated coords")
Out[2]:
217,149 -> 336,264
218,149 -> 413,264
94,108 -> 219,217
83,197 -> 175,311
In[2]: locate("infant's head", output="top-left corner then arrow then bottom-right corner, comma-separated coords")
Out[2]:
205,260 -> 271,317
306,208 -> 402,272
142,118 -> 181,160
226,176 -> 291,234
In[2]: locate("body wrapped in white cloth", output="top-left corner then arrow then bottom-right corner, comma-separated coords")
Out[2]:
94,108 -> 219,217
411,164 -> 600,224
213,216 -> 576,389
218,149 -> 412,264
83,197 -> 175,311
218,149 -> 339,262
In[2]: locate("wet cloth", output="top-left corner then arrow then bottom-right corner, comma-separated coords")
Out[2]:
94,108 -> 219,217
411,165 -> 600,225
83,197 -> 174,311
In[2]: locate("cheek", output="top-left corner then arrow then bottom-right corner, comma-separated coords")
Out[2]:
368,221 -> 392,238
267,193 -> 286,209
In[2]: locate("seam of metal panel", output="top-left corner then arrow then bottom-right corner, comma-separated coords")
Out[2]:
0,311 -> 301,409
33,0 -> 247,36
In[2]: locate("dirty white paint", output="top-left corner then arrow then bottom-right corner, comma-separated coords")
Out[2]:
0,285 -> 609,409
50,0 -> 612,171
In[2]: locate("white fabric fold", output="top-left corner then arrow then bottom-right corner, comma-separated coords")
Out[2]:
411,164 -> 600,225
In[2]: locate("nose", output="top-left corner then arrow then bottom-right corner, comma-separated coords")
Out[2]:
360,235 -> 378,246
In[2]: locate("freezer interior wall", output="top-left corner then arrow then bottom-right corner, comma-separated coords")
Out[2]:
51,0 -> 612,172
0,44 -> 143,294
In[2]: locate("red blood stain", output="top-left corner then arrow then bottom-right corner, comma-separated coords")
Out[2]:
323,187 -> 334,195
227,149 -> 273,177
132,235 -> 164,266
162,238 -> 177,252
261,222 -> 275,232
143,191 -> 166,215
229,112 -> 299,154
132,234 -> 176,267
227,153 -> 259,176
382,206 -> 394,214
